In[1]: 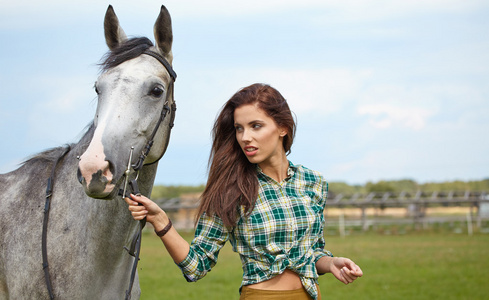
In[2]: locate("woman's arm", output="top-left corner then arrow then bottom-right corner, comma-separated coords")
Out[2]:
125,194 -> 190,264
315,177 -> 363,284
316,256 -> 363,284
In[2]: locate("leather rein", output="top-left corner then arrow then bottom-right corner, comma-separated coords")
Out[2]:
42,50 -> 176,300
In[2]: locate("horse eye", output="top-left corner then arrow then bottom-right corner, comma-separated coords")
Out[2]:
150,87 -> 164,97
94,85 -> 100,95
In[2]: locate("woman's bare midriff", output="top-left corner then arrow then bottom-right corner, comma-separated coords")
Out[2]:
246,269 -> 303,290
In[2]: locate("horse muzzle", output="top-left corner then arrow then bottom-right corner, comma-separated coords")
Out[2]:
77,155 -> 117,199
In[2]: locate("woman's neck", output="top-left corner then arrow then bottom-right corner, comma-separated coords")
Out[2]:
259,155 -> 289,182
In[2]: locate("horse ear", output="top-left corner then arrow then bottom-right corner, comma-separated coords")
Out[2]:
153,5 -> 173,55
104,5 -> 128,51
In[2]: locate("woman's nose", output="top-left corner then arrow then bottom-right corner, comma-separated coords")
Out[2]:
241,129 -> 252,142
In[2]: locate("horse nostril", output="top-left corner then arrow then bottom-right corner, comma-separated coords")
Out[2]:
76,168 -> 84,184
105,160 -> 115,182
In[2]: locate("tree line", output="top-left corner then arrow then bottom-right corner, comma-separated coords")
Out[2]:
327,179 -> 489,195
151,179 -> 489,199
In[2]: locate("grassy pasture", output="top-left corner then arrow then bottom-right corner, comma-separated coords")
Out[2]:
138,231 -> 489,299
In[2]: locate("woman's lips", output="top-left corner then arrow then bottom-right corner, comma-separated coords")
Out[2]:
244,146 -> 258,156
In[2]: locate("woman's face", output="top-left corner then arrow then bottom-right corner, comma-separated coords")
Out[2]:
234,103 -> 287,167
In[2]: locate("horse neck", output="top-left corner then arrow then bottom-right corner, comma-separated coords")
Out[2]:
135,163 -> 158,197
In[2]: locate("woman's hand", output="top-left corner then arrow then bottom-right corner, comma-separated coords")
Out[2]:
125,194 -> 190,264
124,194 -> 169,231
329,257 -> 363,284
317,256 -> 363,285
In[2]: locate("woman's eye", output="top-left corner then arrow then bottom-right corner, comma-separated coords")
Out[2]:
150,87 -> 164,97
253,124 -> 262,129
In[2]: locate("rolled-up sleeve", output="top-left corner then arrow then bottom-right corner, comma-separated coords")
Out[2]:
313,178 -> 333,271
177,213 -> 230,282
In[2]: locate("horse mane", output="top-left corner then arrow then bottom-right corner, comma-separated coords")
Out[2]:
21,146 -> 71,167
20,123 -> 95,167
100,37 -> 154,72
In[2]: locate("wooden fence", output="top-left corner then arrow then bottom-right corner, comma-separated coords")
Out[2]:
324,190 -> 488,235
155,191 -> 489,234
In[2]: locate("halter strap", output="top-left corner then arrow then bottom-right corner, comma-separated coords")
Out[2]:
143,50 -> 177,81
42,146 -> 71,300
131,50 -> 177,172
132,50 -> 177,171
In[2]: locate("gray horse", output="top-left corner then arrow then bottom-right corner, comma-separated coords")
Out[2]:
0,5 -> 176,299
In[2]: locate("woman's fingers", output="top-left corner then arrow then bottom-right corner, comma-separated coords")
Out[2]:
124,194 -> 165,223
124,198 -> 141,209
351,265 -> 363,277
344,259 -> 363,275
340,267 -> 358,284
125,194 -> 149,207
124,196 -> 135,205
132,211 -> 147,220
129,205 -> 148,220
124,195 -> 149,220
333,258 -> 363,285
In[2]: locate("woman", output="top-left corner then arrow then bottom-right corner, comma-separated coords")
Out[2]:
125,83 -> 363,300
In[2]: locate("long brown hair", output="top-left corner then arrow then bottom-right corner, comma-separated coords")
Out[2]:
196,83 -> 296,227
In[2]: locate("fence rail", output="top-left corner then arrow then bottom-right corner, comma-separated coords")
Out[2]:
327,190 -> 487,207
155,190 -> 489,232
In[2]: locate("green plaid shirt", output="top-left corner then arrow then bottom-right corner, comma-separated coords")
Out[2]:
177,161 -> 332,300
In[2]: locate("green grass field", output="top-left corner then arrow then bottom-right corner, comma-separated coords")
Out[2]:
138,231 -> 489,299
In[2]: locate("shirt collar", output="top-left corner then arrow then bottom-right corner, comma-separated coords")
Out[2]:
256,161 -> 297,182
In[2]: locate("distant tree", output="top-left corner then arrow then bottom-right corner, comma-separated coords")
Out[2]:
149,178 -> 488,199
468,179 -> 489,191
151,185 -> 205,199
328,182 -> 364,195
366,181 -> 395,193
386,179 -> 419,193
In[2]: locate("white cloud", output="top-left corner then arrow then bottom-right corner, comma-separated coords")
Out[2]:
309,0 -> 487,23
257,68 -> 373,115
353,81 -> 472,131
45,88 -> 93,114
23,75 -> 95,144
0,158 -> 24,174
30,74 -> 95,112
2,0 -> 487,29
357,103 -> 435,130
174,0 -> 487,20
327,147 -> 415,183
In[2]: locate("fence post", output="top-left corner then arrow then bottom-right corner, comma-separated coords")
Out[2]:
339,213 -> 345,238
361,206 -> 368,231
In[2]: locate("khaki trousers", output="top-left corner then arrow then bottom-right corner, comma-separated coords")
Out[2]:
239,285 -> 321,300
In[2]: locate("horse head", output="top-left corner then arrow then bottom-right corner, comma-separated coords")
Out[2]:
77,5 -> 176,199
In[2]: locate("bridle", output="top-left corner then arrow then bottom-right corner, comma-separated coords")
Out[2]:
131,50 -> 177,172
42,50 -> 176,300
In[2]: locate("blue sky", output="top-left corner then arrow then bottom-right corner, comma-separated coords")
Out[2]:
1,0 -> 488,186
